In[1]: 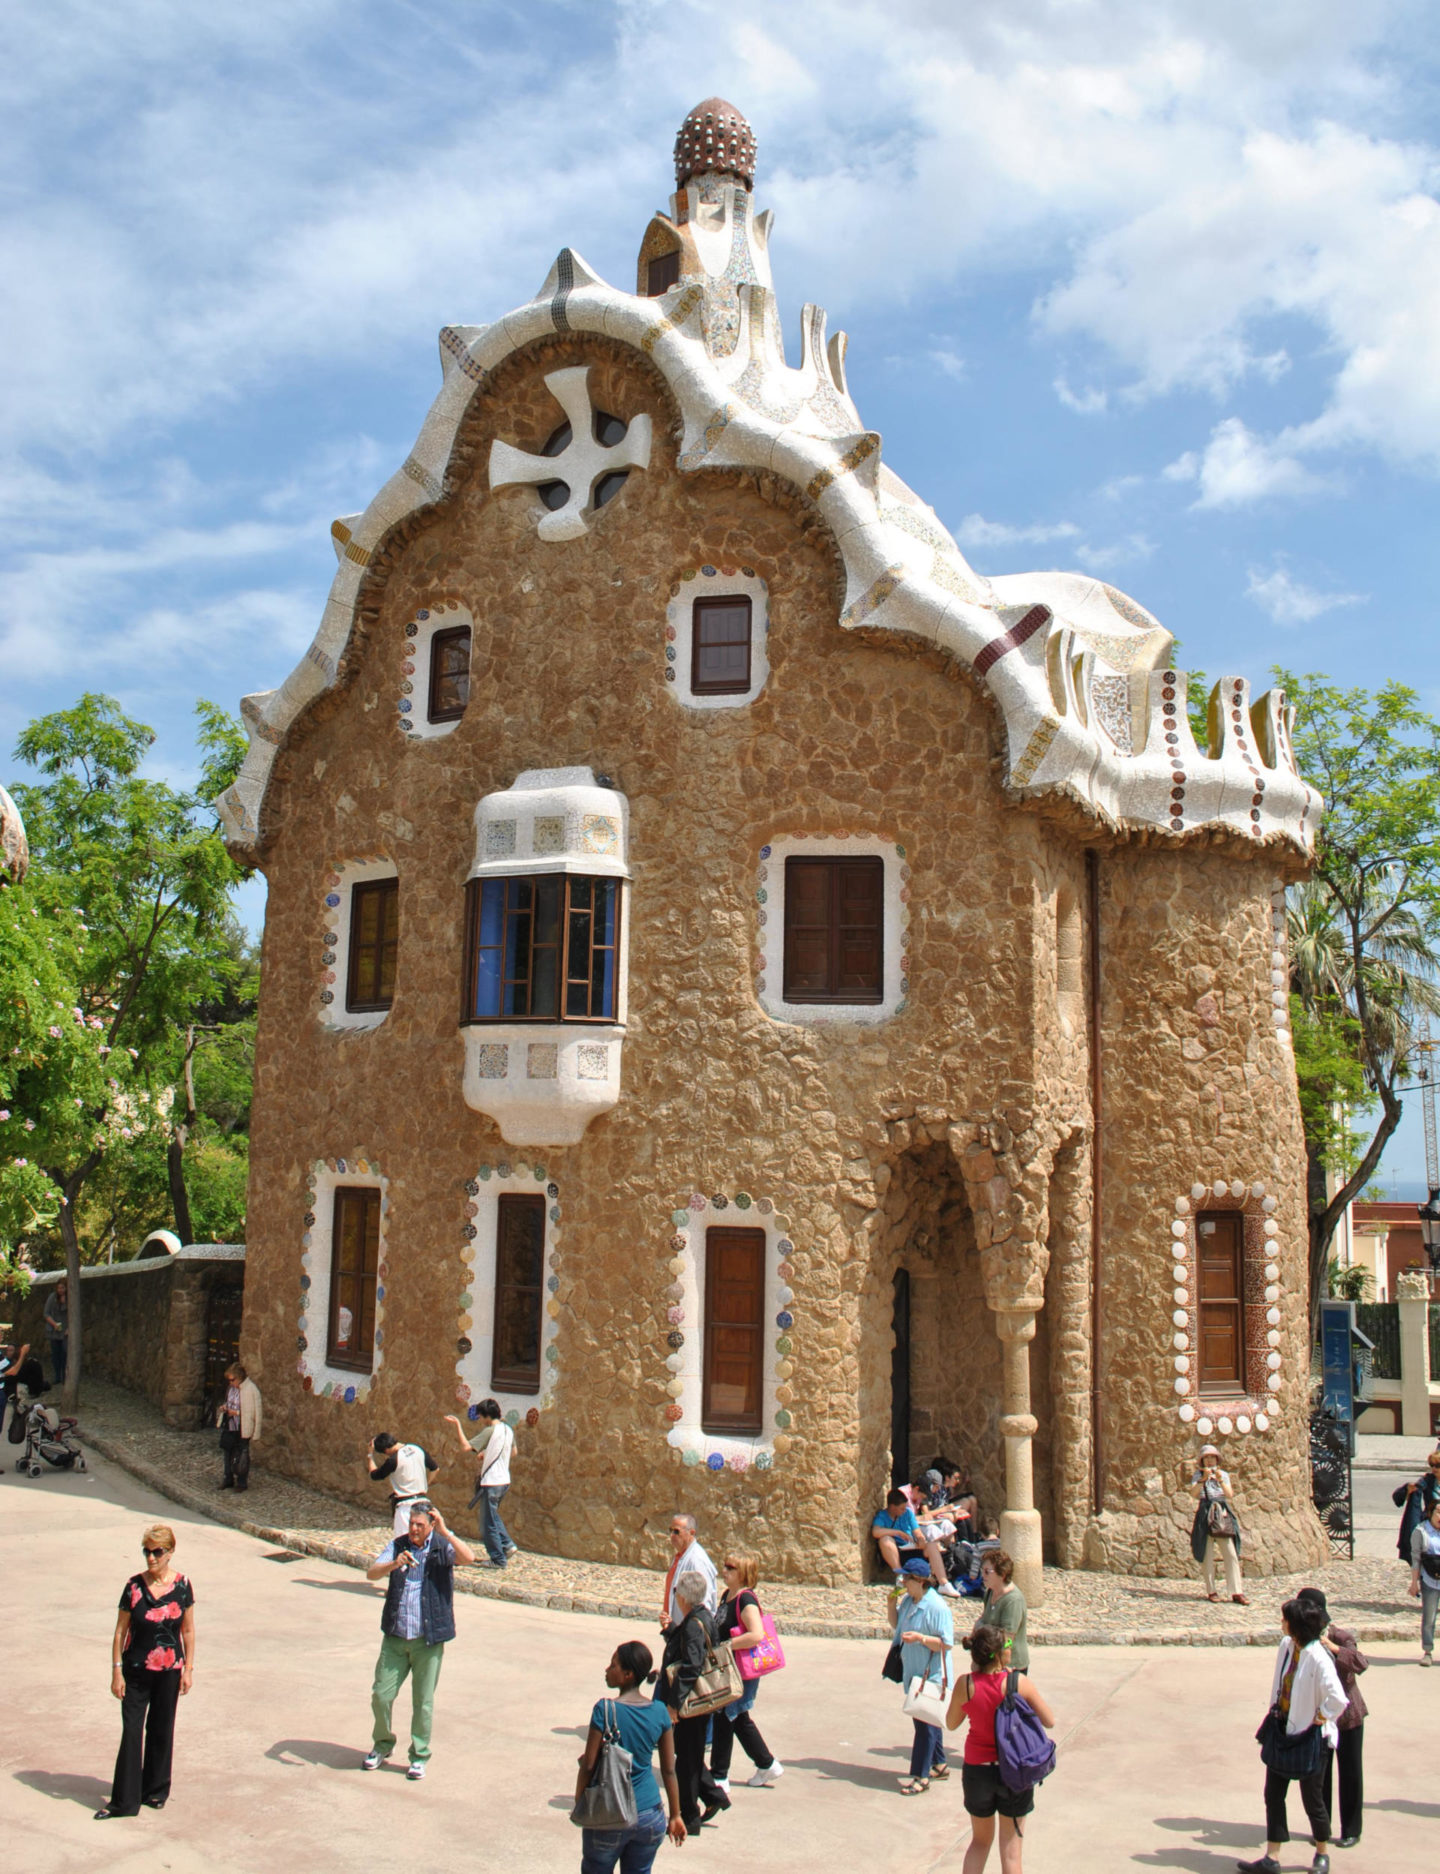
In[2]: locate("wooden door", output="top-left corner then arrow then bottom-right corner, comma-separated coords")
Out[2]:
702,1227 -> 765,1431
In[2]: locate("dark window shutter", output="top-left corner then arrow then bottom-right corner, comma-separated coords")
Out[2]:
691,597 -> 753,695
328,1187 -> 380,1371
1197,1213 -> 1245,1392
492,1194 -> 545,1393
782,856 -> 883,1003
428,626 -> 472,722
647,250 -> 681,295
347,878 -> 399,1012
702,1226 -> 765,1432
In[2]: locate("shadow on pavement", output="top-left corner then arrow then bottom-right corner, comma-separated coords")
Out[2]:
266,1738 -> 366,1770
1372,1796 -> 1440,1818
1152,1815 -> 1255,1848
289,1576 -> 377,1596
14,1769 -> 111,1809
784,1755 -> 904,1791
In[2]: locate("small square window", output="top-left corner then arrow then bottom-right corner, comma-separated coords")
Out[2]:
347,878 -> 399,1013
428,626 -> 471,723
646,250 -> 681,296
691,596 -> 752,696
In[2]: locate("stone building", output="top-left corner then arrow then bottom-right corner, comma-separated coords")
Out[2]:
220,100 -> 1327,1594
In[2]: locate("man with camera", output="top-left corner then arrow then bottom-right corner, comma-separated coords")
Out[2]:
362,1499 -> 475,1780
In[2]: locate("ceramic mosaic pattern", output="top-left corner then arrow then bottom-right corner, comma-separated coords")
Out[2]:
1170,1178 -> 1283,1438
576,1043 -> 609,1080
754,837 -> 909,1024
661,1189 -> 789,1472
663,563 -> 769,707
397,600 -> 472,742
473,1043 -> 508,1079
456,1161 -> 562,1424
1090,675 -> 1133,755
297,1156 -> 388,1404
526,1043 -> 558,1079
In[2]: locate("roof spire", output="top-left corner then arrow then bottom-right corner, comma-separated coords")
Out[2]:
674,98 -> 757,190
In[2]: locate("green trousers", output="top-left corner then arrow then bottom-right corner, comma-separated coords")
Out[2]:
370,1633 -> 446,1763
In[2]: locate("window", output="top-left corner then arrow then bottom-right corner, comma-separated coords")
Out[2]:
428,626 -> 471,723
1198,1212 -> 1245,1392
782,856 -> 883,1003
347,878 -> 399,1012
647,249 -> 681,295
328,1187 -> 380,1371
464,874 -> 621,1022
691,596 -> 752,696
492,1194 -> 545,1393
702,1226 -> 764,1432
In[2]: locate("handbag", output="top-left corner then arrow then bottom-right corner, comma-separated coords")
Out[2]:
1207,1499 -> 1239,1540
570,1700 -> 638,1831
881,1642 -> 905,1684
901,1650 -> 950,1728
668,1619 -> 743,1720
1256,1708 -> 1327,1779
731,1605 -> 785,1681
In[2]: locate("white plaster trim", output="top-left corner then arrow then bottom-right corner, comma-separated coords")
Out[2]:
1170,1178 -> 1279,1438
319,858 -> 398,1032
398,600 -> 473,741
299,1157 -> 388,1401
461,1022 -> 625,1145
665,567 -> 769,709
455,1162 -> 560,1419
469,768 -> 631,883
755,835 -> 907,1026
666,1197 -> 787,1469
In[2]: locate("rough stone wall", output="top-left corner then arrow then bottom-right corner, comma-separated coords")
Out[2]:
239,331 -> 1320,1581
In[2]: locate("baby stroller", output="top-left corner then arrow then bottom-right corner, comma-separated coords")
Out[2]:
19,1397 -> 86,1476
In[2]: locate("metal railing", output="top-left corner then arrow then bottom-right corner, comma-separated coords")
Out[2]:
1355,1301 -> 1401,1379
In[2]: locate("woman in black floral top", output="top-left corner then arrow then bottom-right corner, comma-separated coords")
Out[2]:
95,1522 -> 197,1819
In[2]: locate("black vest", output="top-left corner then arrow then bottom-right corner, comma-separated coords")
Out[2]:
380,1533 -> 456,1645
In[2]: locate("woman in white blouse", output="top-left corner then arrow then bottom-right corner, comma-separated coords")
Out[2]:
1237,1597 -> 1347,1874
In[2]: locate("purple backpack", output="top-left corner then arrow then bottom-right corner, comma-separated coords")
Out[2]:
994,1669 -> 1056,1793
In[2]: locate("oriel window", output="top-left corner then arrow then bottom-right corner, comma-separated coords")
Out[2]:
428,626 -> 472,723
691,596 -> 752,696
702,1226 -> 765,1432
347,878 -> 399,1013
465,874 -> 621,1022
328,1187 -> 380,1372
782,856 -> 883,1003
492,1193 -> 545,1394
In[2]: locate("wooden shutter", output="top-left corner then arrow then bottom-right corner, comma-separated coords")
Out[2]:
782,856 -> 883,1002
347,879 -> 399,1011
702,1226 -> 765,1432
328,1187 -> 380,1371
492,1194 -> 544,1393
647,249 -> 681,295
691,597 -> 752,694
1198,1213 -> 1245,1392
428,626 -> 472,721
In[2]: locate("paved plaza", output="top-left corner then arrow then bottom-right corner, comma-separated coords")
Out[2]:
4,1449 -> 1434,1874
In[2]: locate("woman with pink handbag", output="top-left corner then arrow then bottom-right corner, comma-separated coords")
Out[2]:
708,1552 -> 784,1801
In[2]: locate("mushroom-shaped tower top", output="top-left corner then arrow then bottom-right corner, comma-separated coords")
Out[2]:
0,782 -> 28,887
674,98 -> 756,189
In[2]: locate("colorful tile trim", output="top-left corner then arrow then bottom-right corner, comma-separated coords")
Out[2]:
1170,1178 -> 1281,1436
298,1155 -> 387,1403
1009,718 -> 1060,789
973,605 -> 1051,677
1160,670 -> 1189,833
439,326 -> 487,385
317,857 -> 394,1027
663,563 -> 768,700
806,431 -> 879,501
456,1160 -> 560,1423
839,564 -> 906,631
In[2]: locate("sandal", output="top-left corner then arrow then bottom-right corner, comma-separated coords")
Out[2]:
930,1763 -> 951,1780
898,1777 -> 930,1795
1206,1592 -> 1220,1602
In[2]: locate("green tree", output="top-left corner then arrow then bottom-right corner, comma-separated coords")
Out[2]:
1,695 -> 248,1407
1280,671 -> 1440,1328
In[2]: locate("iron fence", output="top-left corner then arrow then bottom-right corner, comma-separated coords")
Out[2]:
1355,1301 -> 1401,1379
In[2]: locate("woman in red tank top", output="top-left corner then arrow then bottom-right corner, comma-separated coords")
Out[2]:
946,1623 -> 1056,1873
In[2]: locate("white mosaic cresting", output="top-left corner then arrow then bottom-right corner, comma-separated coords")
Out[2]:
1171,1177 -> 1279,1438
397,600 -> 473,741
662,1189 -> 790,1473
754,836 -> 909,1027
455,1160 -> 561,1423
298,1156 -> 388,1403
318,857 -> 397,1032
664,564 -> 770,709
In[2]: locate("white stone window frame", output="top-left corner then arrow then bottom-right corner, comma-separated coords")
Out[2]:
666,567 -> 769,710
1169,1176 -> 1282,1440
319,858 -> 399,1032
668,1204 -> 783,1466
299,1157 -> 388,1402
399,601 -> 475,742
756,835 -> 908,1026
456,1166 -> 560,1418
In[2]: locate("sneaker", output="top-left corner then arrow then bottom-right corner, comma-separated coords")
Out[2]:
936,1580 -> 960,1597
1422,1653 -> 1433,1668
503,1543 -> 519,1557
362,1749 -> 388,1771
406,1762 -> 426,1781
747,1762 -> 784,1788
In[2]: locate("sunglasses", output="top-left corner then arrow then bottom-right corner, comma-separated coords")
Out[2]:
142,1547 -> 170,1559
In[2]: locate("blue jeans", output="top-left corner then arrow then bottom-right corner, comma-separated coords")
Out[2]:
910,1717 -> 946,1780
580,1802 -> 666,1874
1421,1584 -> 1439,1655
478,1484 -> 514,1565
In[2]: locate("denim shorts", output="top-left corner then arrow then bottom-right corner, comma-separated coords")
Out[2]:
962,1761 -> 1034,1819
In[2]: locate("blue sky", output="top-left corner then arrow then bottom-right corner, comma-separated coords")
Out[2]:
4,1 -> 1438,1182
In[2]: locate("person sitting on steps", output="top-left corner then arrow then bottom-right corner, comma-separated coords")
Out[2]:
873,1487 -> 959,1596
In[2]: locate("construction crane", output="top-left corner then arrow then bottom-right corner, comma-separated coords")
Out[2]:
1421,1013 -> 1440,1196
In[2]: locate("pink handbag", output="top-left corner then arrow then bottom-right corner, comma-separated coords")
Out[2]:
731,1606 -> 786,1681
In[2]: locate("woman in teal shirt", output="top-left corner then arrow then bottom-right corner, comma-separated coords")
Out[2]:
893,1556 -> 954,1794
574,1641 -> 686,1871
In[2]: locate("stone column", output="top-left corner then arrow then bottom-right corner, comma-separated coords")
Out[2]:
994,1303 -> 1044,1606
1396,1268 -> 1433,1436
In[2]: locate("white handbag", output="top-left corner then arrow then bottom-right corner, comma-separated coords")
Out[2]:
902,1651 -> 950,1728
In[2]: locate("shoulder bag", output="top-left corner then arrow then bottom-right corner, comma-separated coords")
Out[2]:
731,1596 -> 786,1681
570,1700 -> 638,1831
667,1615 -> 742,1720
1255,1708 -> 1326,1779
1207,1498 -> 1239,1539
901,1648 -> 950,1727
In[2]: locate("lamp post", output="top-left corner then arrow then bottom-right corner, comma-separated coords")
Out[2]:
1418,1187 -> 1440,1289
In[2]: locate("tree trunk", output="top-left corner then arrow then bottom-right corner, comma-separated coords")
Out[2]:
1306,1089 -> 1403,1331
166,1024 -> 197,1245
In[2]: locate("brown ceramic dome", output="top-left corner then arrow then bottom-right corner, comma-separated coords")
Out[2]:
674,98 -> 757,190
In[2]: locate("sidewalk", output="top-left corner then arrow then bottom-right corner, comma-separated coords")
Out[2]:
1354,1431 -> 1438,1471
69,1380 -> 1419,1644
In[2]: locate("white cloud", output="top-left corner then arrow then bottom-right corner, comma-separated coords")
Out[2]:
956,514 -> 1082,549
1076,534 -> 1155,571
1177,417 -> 1333,508
1055,378 -> 1108,415
1245,564 -> 1366,625
927,347 -> 967,383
